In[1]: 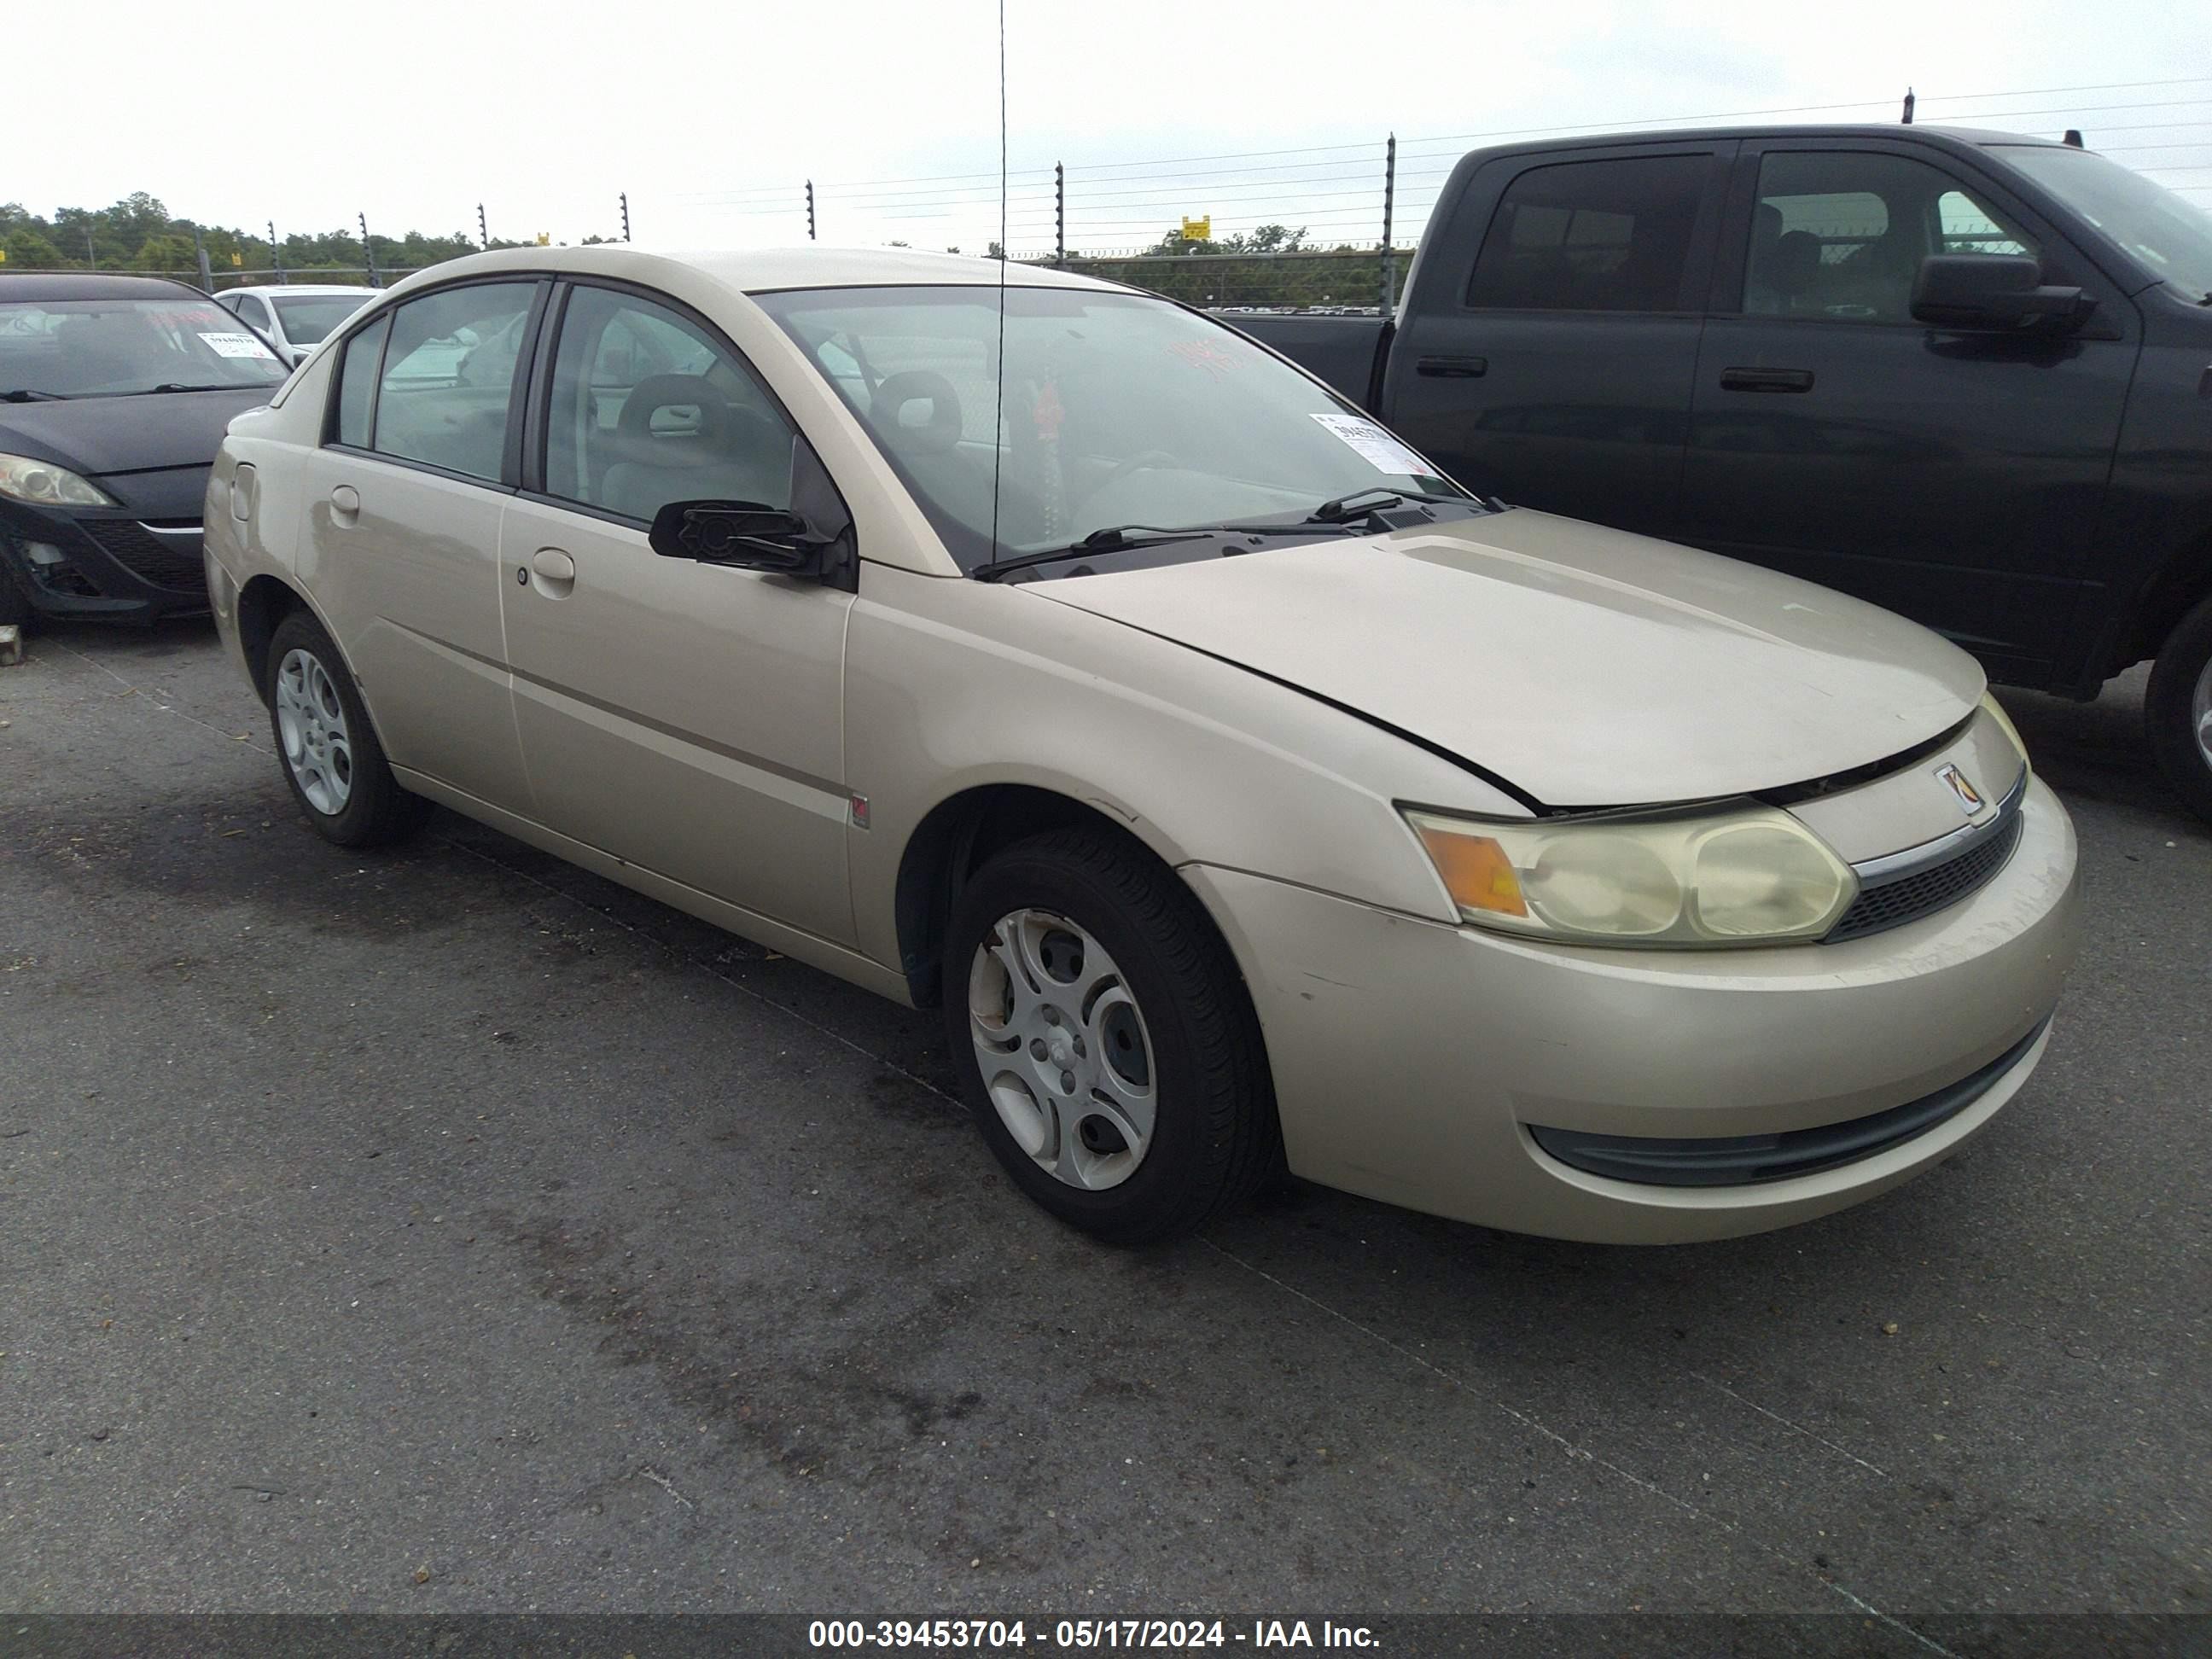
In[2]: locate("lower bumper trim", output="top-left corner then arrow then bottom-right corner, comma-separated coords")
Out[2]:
1528,1015 -> 2052,1188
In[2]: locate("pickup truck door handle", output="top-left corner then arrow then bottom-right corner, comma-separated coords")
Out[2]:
1417,355 -> 1487,378
1720,366 -> 1815,393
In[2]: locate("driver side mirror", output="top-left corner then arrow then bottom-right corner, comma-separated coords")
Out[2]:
1911,254 -> 2097,335
649,499 -> 854,587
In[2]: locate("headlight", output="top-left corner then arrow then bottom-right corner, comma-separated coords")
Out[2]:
1979,690 -> 2029,766
1406,801 -> 1859,948
0,452 -> 117,508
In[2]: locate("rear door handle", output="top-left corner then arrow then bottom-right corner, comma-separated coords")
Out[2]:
1719,366 -> 1815,393
1417,355 -> 1487,378
329,484 -> 360,522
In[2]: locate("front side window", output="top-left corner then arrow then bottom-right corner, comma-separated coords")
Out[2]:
0,294 -> 288,399
1467,155 -> 1710,311
370,282 -> 536,481
756,284 -> 1468,571
1743,152 -> 2040,324
543,284 -> 796,522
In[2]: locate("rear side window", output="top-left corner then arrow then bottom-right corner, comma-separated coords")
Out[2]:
332,313 -> 388,449
1469,155 -> 1709,311
370,282 -> 537,482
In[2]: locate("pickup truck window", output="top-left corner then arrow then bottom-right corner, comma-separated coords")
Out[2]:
1743,152 -> 2037,325
1994,143 -> 2212,301
1467,155 -> 1707,312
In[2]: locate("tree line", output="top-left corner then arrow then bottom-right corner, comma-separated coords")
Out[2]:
0,193 -> 616,278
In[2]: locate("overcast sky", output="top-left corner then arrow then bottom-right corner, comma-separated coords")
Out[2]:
15,0 -> 2212,254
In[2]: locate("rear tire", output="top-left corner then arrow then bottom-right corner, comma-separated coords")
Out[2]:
2145,591 -> 2212,826
943,825 -> 1280,1244
264,610 -> 430,847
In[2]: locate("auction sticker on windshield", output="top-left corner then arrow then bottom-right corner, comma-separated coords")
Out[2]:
198,331 -> 276,360
1310,411 -> 1429,475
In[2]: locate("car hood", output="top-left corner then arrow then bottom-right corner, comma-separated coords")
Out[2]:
1024,508 -> 1985,809
0,387 -> 274,480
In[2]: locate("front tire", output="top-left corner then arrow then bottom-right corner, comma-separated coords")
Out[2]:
264,610 -> 429,847
2145,591 -> 2212,825
943,825 -> 1279,1244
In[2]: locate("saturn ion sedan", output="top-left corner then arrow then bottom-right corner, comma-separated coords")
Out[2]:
202,246 -> 2081,1244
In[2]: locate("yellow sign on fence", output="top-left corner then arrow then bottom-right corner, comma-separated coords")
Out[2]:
1179,216 -> 1211,242
230,251 -> 242,265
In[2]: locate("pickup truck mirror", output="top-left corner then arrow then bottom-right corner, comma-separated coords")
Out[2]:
1911,254 -> 2097,335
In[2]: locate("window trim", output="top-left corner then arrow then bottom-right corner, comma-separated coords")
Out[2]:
518,274 -> 840,535
316,274 -> 554,492
1461,148 -> 1731,318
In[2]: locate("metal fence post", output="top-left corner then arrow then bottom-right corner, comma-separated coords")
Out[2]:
478,203 -> 488,250
620,192 -> 632,242
359,212 -> 381,287
193,226 -> 213,293
806,181 -> 816,242
270,221 -> 286,284
1055,163 -> 1066,267
1901,86 -> 1916,124
1379,133 -> 1398,321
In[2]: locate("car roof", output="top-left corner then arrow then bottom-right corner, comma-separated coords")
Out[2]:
0,272 -> 213,301
226,283 -> 381,297
376,243 -> 1128,298
1463,122 -> 2069,160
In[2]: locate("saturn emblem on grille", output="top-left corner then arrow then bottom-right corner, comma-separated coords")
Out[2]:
1936,763 -> 1985,815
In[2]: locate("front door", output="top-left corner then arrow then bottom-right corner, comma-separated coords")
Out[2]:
498,281 -> 857,946
1677,140 -> 2137,683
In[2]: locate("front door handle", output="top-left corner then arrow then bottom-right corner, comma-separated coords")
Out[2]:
1719,366 -> 1815,393
1417,354 -> 1487,378
525,546 -> 577,597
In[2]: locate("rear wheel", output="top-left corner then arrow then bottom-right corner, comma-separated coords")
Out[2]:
265,610 -> 429,847
943,825 -> 1279,1244
2145,592 -> 2212,825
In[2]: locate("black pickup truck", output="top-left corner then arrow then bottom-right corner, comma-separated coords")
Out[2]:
1235,125 -> 2212,820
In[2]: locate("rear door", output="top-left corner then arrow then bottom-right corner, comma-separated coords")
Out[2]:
1676,138 -> 2137,682
1381,142 -> 1733,537
294,278 -> 544,815
498,279 -> 858,945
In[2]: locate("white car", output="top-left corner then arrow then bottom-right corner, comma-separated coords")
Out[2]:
217,284 -> 379,366
202,246 -> 2079,1245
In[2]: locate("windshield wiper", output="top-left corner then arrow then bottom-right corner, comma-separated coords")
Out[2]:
0,387 -> 67,403
971,521 -> 1349,582
147,382 -> 244,394
1305,485 -> 1458,523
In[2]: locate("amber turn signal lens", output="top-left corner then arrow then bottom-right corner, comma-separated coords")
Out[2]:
1415,824 -> 1528,918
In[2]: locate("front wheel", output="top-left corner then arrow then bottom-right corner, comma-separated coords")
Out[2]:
943,826 -> 1279,1244
2145,591 -> 2212,825
264,610 -> 430,847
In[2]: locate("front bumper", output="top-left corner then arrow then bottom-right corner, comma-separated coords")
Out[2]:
0,504 -> 212,624
1186,775 -> 2081,1243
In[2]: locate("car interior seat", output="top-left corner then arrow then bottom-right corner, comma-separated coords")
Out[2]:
597,374 -> 792,521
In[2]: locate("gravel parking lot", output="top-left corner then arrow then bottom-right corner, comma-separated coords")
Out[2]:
1,620 -> 2205,1633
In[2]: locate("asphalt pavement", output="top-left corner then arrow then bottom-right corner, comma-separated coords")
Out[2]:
0,620 -> 2204,1635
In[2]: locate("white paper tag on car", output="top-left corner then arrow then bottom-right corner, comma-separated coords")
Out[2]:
1309,412 -> 1429,476
198,331 -> 277,360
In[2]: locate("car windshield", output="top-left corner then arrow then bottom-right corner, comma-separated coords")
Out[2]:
754,284 -> 1468,571
0,295 -> 288,398
1991,144 -> 2212,301
270,293 -> 374,345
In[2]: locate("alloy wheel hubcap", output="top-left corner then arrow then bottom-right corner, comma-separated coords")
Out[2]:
968,907 -> 1157,1190
2194,658 -> 2212,772
275,648 -> 353,816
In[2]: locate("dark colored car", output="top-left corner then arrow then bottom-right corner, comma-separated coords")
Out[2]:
1231,127 -> 2212,820
0,273 -> 289,628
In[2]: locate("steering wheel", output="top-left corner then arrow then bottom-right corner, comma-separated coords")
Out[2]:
1075,450 -> 1179,508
